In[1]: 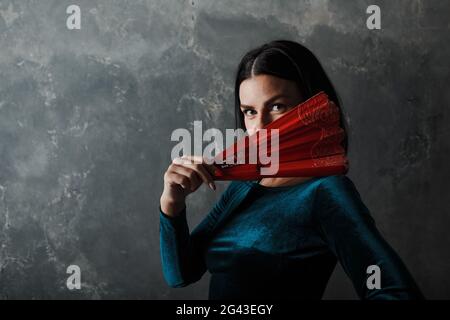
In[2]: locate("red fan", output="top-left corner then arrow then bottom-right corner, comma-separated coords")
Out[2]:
210,91 -> 349,180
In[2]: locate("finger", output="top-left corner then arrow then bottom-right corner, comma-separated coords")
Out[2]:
171,164 -> 202,191
182,162 -> 216,190
172,157 -> 215,190
177,155 -> 219,177
168,171 -> 191,190
180,155 -> 203,164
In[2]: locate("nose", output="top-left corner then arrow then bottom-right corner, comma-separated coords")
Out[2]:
248,112 -> 272,135
257,111 -> 274,128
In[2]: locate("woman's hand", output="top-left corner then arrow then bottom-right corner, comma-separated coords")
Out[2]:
160,155 -> 217,217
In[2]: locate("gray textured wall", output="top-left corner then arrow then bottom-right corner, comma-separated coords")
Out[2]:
0,0 -> 449,299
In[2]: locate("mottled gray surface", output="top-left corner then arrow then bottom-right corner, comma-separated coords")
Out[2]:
0,0 -> 449,299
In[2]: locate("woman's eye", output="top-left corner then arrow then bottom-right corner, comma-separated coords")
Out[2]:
243,109 -> 256,117
271,104 -> 286,112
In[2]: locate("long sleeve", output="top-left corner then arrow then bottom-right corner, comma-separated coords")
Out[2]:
313,175 -> 424,300
159,182 -> 235,288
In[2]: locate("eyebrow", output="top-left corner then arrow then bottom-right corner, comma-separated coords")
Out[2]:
240,94 -> 289,109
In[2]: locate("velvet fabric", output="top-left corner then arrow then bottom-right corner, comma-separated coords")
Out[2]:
159,175 -> 424,300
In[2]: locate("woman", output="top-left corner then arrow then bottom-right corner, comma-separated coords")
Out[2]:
159,40 -> 424,300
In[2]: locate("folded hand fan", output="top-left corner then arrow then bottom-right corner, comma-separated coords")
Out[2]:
210,91 -> 349,180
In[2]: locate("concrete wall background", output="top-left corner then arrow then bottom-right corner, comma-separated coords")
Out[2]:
0,0 -> 449,299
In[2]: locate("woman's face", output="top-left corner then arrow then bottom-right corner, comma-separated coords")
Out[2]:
239,74 -> 304,135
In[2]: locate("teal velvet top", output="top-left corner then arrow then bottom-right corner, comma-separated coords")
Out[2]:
159,175 -> 424,300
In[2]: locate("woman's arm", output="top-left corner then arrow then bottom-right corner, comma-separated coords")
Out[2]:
159,155 -> 220,287
313,175 -> 424,300
159,182 -> 235,288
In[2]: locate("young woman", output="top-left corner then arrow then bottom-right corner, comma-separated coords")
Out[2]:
159,40 -> 424,300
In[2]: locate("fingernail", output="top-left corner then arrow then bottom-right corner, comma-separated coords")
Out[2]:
209,182 -> 216,191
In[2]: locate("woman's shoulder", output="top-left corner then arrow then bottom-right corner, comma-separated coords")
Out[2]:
315,174 -> 358,192
312,174 -> 365,207
313,174 -> 373,222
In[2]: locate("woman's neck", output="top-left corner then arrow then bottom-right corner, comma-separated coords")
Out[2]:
258,177 -> 313,188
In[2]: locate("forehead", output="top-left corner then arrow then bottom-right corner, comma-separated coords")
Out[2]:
239,74 -> 298,104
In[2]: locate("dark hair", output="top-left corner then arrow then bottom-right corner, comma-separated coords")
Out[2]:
234,39 -> 349,154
